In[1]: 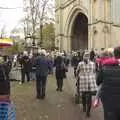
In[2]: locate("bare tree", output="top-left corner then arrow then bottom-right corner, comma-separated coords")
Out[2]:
23,0 -> 55,47
0,25 -> 6,38
38,0 -> 49,45
23,0 -> 39,45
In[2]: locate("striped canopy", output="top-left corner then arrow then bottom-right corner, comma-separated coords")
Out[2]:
0,38 -> 13,48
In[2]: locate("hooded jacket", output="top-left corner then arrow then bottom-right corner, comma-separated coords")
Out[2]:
97,57 -> 120,109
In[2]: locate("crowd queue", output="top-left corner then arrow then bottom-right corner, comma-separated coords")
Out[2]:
0,47 -> 120,120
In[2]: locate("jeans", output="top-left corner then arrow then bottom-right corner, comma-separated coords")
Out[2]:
36,76 -> 47,98
30,72 -> 36,80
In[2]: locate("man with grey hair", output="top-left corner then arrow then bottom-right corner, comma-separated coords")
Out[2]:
34,49 -> 50,99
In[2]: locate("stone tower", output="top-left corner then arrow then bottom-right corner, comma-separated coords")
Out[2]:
55,0 -> 120,51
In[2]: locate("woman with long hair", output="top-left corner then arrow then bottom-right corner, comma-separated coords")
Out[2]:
76,52 -> 97,117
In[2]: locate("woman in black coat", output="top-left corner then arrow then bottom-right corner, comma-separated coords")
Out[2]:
97,47 -> 120,120
54,54 -> 66,92
0,56 -> 10,102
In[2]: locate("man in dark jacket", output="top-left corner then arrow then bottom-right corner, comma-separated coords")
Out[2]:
34,49 -> 50,99
0,56 -> 10,102
97,46 -> 120,120
21,51 -> 31,84
54,53 -> 66,92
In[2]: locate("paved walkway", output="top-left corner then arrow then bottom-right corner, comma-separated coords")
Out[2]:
11,67 -> 104,120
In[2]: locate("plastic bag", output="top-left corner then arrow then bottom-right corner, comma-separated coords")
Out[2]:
92,97 -> 100,108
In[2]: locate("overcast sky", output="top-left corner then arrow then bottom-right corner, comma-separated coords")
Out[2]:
0,0 -> 24,35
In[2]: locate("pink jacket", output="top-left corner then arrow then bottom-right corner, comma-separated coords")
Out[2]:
102,57 -> 119,65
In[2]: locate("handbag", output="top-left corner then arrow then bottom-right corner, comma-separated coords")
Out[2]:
91,91 -> 97,96
61,62 -> 68,72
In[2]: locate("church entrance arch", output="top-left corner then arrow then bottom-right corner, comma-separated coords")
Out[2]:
71,13 -> 88,50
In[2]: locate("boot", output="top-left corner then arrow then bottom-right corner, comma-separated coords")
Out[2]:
86,111 -> 90,118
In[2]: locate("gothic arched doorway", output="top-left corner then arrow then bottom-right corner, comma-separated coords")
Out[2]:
71,13 -> 88,50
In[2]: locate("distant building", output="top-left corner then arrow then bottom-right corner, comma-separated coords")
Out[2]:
55,0 -> 120,51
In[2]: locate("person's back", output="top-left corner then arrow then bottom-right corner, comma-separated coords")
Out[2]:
0,58 -> 10,97
21,56 -> 30,71
35,50 -> 49,99
97,61 -> 120,108
97,46 -> 120,120
35,55 -> 49,77
54,56 -> 63,68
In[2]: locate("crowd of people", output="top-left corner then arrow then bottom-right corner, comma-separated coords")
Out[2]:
0,47 -> 120,120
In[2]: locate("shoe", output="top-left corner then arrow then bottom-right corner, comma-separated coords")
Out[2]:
59,89 -> 63,92
86,112 -> 90,118
19,82 -> 22,85
83,107 -> 86,112
56,88 -> 59,91
36,96 -> 40,99
40,95 -> 45,100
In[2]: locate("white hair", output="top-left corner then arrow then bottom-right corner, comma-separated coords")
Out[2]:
41,49 -> 46,56
38,49 -> 41,54
23,51 -> 28,56
56,52 -> 62,56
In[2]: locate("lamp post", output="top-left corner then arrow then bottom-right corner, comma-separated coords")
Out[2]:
40,24 -> 43,47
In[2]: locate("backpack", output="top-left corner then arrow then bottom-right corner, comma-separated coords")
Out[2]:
0,64 -> 6,82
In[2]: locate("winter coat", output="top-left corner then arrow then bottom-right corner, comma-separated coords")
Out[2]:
71,56 -> 80,68
34,55 -> 50,77
0,63 -> 10,95
76,61 -> 97,93
96,57 -> 120,110
54,56 -> 66,79
21,55 -> 31,72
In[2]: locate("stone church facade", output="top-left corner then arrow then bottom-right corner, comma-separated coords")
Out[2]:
55,0 -> 120,51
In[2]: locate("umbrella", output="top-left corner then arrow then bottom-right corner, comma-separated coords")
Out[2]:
0,38 -> 13,48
